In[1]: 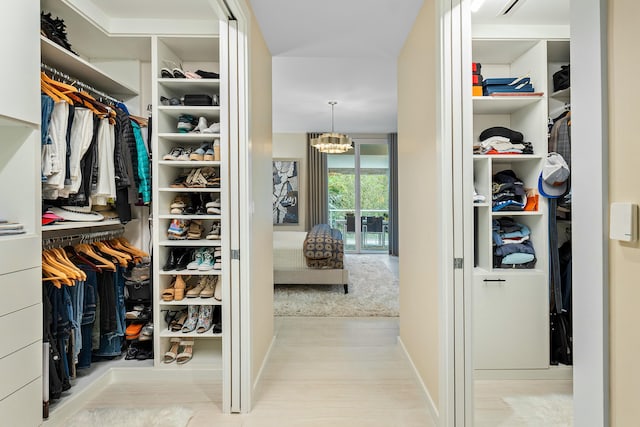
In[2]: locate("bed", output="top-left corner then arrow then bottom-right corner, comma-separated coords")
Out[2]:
273,226 -> 349,293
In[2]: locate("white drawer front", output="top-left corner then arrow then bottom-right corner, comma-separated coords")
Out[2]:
0,378 -> 41,426
0,236 -> 40,275
0,268 -> 40,317
0,341 -> 41,401
473,272 -> 549,370
0,304 -> 42,359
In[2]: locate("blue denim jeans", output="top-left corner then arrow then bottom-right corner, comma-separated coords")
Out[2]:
67,280 -> 85,362
77,266 -> 97,369
95,267 -> 126,357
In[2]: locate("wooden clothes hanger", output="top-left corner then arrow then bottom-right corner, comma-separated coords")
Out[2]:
93,241 -> 130,267
51,247 -> 87,281
75,243 -> 116,272
42,250 -> 80,281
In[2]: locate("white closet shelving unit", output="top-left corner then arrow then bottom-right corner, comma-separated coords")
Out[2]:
471,39 -> 552,374
151,36 -> 230,386
0,1 -> 43,425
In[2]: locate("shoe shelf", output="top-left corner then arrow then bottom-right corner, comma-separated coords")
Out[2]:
159,239 -> 223,247
159,330 -> 222,339
158,133 -> 220,140
158,187 -> 222,193
158,214 -> 221,220
158,340 -> 223,370
158,160 -> 221,167
160,299 -> 223,306
157,78 -> 220,91
159,270 -> 223,276
157,105 -> 220,116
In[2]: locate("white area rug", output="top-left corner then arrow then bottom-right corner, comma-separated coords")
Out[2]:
65,406 -> 194,427
274,254 -> 399,317
503,394 -> 573,426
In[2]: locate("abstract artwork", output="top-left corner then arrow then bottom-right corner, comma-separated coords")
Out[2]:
273,159 -> 299,224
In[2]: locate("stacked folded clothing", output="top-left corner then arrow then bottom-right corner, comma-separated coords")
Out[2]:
474,126 -> 534,155
483,77 -> 534,95
492,170 -> 526,211
492,217 -> 536,269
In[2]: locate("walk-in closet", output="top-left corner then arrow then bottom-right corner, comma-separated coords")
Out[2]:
0,1 -> 251,423
463,0 -> 574,424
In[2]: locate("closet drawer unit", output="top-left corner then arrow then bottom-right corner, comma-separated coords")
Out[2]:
473,272 -> 549,370
0,268 -> 40,317
0,341 -> 41,401
0,377 -> 41,426
0,303 -> 42,358
0,235 -> 40,275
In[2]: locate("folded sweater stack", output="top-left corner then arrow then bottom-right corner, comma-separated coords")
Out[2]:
492,217 -> 536,269
473,126 -> 534,155
492,170 -> 526,211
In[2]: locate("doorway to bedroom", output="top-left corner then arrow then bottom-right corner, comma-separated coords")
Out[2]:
328,138 -> 390,253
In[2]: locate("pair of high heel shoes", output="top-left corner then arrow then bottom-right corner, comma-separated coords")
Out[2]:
165,305 -> 221,334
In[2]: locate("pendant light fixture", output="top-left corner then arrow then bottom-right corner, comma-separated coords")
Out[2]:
311,101 -> 353,154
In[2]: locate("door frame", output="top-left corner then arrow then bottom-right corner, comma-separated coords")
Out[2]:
440,0 -> 610,425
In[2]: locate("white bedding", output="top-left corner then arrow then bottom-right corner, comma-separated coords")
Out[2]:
273,231 -> 349,287
273,231 -> 308,271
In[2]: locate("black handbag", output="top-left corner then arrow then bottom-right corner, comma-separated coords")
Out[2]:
125,279 -> 151,301
553,65 -> 570,92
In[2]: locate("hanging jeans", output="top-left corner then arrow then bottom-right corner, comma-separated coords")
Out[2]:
95,267 -> 126,357
77,266 -> 97,368
67,279 -> 85,364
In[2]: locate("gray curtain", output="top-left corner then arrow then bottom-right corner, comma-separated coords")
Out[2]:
307,132 -> 328,229
388,133 -> 399,256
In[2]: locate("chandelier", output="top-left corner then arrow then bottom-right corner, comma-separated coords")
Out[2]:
311,101 -> 353,154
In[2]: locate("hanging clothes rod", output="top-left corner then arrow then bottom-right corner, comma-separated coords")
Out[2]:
42,227 -> 125,249
40,62 -> 122,104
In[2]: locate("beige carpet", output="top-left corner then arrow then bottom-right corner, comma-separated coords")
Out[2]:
65,406 -> 193,427
502,394 -> 573,426
274,254 -> 399,317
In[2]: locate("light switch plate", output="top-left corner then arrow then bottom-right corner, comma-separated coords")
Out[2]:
610,202 -> 638,241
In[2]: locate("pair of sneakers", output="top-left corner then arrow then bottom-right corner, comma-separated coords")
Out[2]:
190,117 -> 221,134
187,248 -> 222,271
163,146 -> 193,161
206,199 -> 221,214
177,114 -> 198,133
189,142 -> 215,161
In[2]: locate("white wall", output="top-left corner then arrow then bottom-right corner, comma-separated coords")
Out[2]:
247,4 -> 274,405
608,1 -> 640,424
397,0 -> 440,412
272,132 -> 307,231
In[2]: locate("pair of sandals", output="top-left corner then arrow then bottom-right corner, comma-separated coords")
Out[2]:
164,338 -> 194,364
170,167 -> 220,188
162,275 -> 190,301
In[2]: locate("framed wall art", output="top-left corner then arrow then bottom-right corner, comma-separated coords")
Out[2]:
272,159 -> 300,225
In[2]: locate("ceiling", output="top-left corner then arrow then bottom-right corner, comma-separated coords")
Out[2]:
252,0 -> 570,134
250,0 -> 423,134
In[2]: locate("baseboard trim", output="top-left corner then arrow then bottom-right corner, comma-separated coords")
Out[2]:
398,336 -> 439,425
252,335 -> 276,398
474,365 -> 574,381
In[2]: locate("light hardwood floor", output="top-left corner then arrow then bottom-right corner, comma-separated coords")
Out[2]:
59,316 -> 436,427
